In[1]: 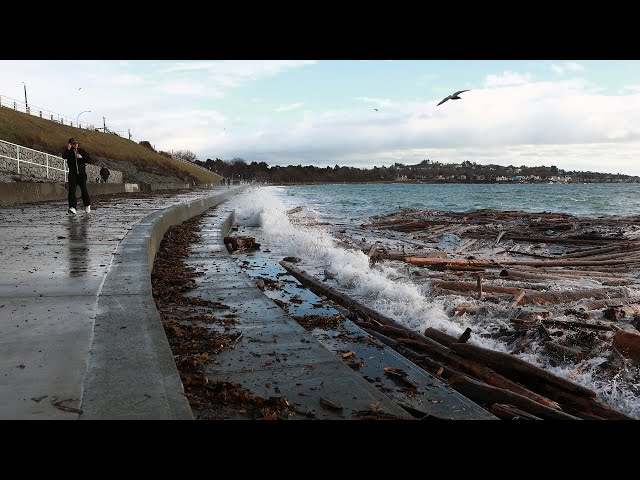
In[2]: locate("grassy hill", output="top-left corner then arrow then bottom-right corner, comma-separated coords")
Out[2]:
0,106 -> 222,184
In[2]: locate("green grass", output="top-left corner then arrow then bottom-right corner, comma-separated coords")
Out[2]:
0,106 -> 222,183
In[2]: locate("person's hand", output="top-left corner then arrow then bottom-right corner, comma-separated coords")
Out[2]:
75,153 -> 82,159
67,143 -> 72,149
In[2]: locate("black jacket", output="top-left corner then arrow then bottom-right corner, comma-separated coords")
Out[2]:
63,147 -> 92,176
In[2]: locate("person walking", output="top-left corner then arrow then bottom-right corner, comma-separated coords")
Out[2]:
63,137 -> 92,214
100,166 -> 110,183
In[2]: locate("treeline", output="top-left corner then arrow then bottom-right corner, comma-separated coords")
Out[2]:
190,157 -> 640,184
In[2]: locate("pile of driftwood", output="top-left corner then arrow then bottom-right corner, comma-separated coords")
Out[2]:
279,207 -> 640,419
280,259 -> 633,420
357,209 -> 640,360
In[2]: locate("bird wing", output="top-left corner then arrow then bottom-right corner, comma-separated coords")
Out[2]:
437,96 -> 450,106
453,90 -> 470,96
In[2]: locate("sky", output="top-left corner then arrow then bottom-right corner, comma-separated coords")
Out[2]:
2,59 -> 640,176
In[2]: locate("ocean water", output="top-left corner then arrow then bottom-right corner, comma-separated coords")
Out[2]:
278,182 -> 640,223
227,183 -> 640,419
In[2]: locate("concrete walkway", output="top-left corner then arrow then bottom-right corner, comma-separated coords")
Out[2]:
0,186 -> 238,419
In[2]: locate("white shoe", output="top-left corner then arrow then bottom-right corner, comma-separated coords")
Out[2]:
68,207 -> 76,215
85,205 -> 91,214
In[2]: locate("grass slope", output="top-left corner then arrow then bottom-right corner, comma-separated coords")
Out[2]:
0,106 -> 221,184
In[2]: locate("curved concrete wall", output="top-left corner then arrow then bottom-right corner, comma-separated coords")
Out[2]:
80,187 -> 245,419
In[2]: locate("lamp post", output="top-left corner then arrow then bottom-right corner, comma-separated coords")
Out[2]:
21,82 -> 28,111
76,110 -> 91,128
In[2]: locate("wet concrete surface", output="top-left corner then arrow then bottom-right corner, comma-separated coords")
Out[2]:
0,187 -> 236,419
183,207 -> 496,420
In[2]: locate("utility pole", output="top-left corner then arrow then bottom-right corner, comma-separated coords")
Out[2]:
103,117 -> 106,133
22,82 -> 28,112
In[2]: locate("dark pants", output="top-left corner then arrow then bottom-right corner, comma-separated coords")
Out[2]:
68,173 -> 91,209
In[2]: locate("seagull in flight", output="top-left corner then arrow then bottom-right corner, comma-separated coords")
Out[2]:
437,89 -> 470,106
374,108 -> 378,111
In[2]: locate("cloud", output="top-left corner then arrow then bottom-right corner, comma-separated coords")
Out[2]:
275,102 -> 304,112
484,71 -> 532,87
165,60 -> 317,88
551,62 -> 586,75
204,79 -> 640,176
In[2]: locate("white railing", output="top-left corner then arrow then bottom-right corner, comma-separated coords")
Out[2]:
0,139 -> 68,181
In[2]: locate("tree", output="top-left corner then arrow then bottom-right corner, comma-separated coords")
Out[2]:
169,149 -> 198,162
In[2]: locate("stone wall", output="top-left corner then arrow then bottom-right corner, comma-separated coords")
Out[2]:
0,141 -> 123,183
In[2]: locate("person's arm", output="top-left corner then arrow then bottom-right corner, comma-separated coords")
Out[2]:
81,148 -> 92,164
62,145 -> 73,161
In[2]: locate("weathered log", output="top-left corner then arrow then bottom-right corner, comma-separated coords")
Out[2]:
432,281 -> 526,295
447,375 -> 580,420
519,286 -> 630,306
490,403 -> 543,420
612,330 -> 640,361
424,327 -> 459,347
560,242 -> 640,259
510,290 -> 527,307
503,234 -> 615,245
404,257 -> 497,267
511,267 -> 623,278
500,269 -> 591,282
512,317 -> 615,332
449,342 -> 597,398
405,256 -> 634,267
577,298 -> 640,311
394,337 -> 561,410
362,328 -> 460,379
535,386 -> 633,420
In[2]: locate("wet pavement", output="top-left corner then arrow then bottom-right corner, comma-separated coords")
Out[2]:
0,186 -> 236,419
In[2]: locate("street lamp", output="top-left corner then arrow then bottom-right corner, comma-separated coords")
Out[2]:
76,110 -> 91,128
21,82 -> 28,111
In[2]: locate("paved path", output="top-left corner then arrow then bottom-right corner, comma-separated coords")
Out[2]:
0,187 -> 234,419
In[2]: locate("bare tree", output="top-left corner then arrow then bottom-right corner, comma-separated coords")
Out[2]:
169,149 -> 198,163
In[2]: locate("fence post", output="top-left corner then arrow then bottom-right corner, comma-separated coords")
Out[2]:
16,145 -> 20,174
46,154 -> 49,179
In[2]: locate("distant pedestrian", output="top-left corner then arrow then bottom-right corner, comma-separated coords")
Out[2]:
227,177 -> 230,187
100,166 -> 110,184
63,137 -> 92,214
